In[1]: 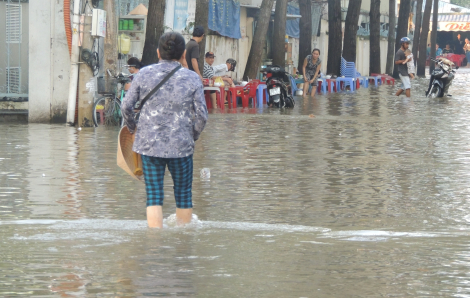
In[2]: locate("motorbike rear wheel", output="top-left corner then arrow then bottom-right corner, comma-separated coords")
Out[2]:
428,85 -> 443,98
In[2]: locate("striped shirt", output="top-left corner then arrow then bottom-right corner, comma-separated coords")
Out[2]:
203,62 -> 215,79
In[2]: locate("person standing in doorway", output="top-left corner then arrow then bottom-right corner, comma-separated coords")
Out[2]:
395,37 -> 411,98
122,32 -> 208,228
183,25 -> 205,80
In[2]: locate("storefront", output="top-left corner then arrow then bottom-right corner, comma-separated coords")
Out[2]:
431,13 -> 470,54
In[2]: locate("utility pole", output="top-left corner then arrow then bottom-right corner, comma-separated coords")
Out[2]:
77,13 -> 95,127
103,0 -> 118,74
66,0 -> 82,125
430,0 -> 439,74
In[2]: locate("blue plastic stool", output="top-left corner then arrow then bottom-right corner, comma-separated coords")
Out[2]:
336,77 -> 355,91
367,76 -> 382,86
357,76 -> 369,87
256,84 -> 268,107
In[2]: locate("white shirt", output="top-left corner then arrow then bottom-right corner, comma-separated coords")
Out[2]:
213,64 -> 228,77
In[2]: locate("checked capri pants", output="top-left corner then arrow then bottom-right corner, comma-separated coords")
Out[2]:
141,154 -> 193,209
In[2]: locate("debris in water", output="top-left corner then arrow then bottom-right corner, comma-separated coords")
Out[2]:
200,168 -> 210,179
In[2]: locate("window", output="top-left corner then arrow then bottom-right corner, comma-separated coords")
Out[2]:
6,67 -> 21,94
6,4 -> 22,44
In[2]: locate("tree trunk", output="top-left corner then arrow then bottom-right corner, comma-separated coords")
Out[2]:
298,0 -> 312,74
412,0 -> 423,66
141,0 -> 165,66
392,0 -> 411,78
370,0 -> 381,74
342,0 -> 362,64
243,0 -> 275,80
327,0 -> 342,76
195,0 -> 209,71
385,0 -> 396,75
103,0 -> 117,74
417,0 -> 431,76
429,0 -> 438,73
272,0 -> 288,67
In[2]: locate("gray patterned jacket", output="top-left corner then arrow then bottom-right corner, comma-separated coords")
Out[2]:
122,60 -> 208,158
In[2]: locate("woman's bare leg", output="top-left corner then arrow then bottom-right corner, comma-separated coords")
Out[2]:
176,208 -> 193,226
303,82 -> 309,96
311,86 -> 317,98
147,206 -> 163,228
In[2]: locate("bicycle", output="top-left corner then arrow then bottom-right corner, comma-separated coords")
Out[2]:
92,70 -> 131,127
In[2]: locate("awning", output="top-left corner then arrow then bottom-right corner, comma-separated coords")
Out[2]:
430,13 -> 470,31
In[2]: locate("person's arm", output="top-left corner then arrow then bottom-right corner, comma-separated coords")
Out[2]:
212,64 -> 228,77
121,76 -> 140,133
191,58 -> 203,79
192,82 -> 208,141
303,58 -> 308,82
311,63 -> 321,83
221,76 -> 234,86
395,58 -> 406,65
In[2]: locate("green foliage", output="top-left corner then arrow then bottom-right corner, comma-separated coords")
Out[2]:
450,0 -> 470,8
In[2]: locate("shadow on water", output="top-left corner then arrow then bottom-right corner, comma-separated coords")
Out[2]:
2,69 -> 470,296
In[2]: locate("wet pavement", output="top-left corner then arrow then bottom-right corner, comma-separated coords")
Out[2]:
1,68 -> 470,297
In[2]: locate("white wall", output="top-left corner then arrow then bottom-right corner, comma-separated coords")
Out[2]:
29,0 -> 70,123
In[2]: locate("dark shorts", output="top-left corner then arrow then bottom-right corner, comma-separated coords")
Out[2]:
142,154 -> 193,209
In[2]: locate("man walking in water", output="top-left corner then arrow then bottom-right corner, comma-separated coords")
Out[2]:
395,37 -> 412,98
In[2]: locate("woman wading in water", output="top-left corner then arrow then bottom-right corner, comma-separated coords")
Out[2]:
302,49 -> 322,97
122,32 -> 208,228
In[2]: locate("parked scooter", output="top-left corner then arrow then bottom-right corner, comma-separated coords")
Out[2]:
262,65 -> 295,108
425,58 -> 457,98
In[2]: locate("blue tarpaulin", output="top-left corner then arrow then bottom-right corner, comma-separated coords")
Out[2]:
286,3 -> 300,38
209,0 -> 242,39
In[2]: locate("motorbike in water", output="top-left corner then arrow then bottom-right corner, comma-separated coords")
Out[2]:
261,65 -> 295,108
425,58 -> 457,98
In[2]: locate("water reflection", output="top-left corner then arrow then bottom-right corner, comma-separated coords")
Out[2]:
1,68 -> 470,296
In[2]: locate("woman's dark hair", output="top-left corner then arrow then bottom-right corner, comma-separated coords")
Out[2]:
158,32 -> 185,61
127,57 -> 142,69
312,48 -> 321,55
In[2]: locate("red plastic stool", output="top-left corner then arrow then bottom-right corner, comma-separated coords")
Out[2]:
96,108 -> 105,125
204,92 -> 213,109
227,86 -> 248,108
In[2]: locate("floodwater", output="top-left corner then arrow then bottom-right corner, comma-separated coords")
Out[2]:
1,69 -> 470,297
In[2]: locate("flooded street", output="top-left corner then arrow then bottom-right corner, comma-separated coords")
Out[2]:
2,69 -> 470,297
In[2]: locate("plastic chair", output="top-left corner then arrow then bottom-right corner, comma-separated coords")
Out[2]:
256,84 -> 268,107
336,77 -> 355,91
244,81 -> 260,108
227,86 -> 248,108
289,75 -> 298,96
317,79 -> 327,93
367,76 -> 382,86
357,77 -> 369,87
204,92 -> 213,109
326,79 -> 337,92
